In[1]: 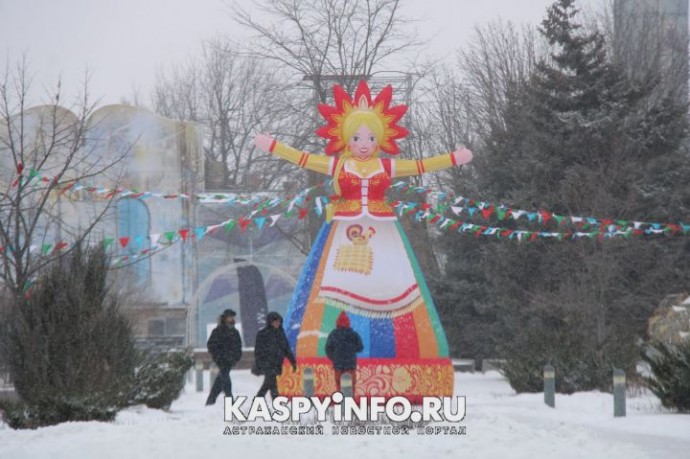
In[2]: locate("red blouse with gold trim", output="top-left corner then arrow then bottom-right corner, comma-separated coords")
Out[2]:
332,159 -> 395,220
268,140 -> 458,220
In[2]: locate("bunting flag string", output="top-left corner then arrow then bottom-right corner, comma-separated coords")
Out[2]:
390,181 -> 688,235
5,194 -> 688,265
15,168 -> 687,234
389,199 -> 687,240
2,184 -> 332,264
14,168 -> 329,210
7,176 -> 690,264
399,204 -> 688,241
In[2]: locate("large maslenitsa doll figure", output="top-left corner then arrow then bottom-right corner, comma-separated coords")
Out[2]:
254,80 -> 472,402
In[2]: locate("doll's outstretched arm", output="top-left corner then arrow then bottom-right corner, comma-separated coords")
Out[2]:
255,133 -> 336,176
392,148 -> 473,177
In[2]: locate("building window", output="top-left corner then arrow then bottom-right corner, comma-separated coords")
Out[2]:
166,318 -> 186,336
117,198 -> 151,287
148,319 -> 165,336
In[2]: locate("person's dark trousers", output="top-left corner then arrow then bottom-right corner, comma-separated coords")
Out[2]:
334,369 -> 356,393
256,373 -> 278,399
206,366 -> 232,405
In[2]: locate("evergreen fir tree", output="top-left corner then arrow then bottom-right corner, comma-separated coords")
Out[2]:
0,245 -> 138,428
437,0 -> 690,392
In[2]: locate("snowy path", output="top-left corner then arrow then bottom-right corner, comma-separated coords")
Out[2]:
1,370 -> 689,459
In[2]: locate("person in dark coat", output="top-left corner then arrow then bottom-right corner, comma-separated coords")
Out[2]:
205,309 -> 242,405
253,311 -> 296,399
326,311 -> 363,393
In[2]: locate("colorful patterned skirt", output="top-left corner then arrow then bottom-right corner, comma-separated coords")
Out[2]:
278,217 -> 454,402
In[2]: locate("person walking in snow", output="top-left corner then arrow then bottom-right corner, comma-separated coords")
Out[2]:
326,311 -> 363,393
205,308 -> 242,405
253,311 -> 296,400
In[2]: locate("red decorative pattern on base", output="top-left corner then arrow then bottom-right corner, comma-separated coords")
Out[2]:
277,357 -> 454,403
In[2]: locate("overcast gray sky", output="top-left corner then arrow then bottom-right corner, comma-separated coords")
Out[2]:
0,0 -> 602,106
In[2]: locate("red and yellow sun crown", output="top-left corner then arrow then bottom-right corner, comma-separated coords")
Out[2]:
315,80 -> 408,156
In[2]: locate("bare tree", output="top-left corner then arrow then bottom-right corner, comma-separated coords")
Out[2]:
0,57 -> 127,301
603,0 -> 688,102
459,21 -> 541,141
231,0 -> 420,100
153,39 -> 306,192
407,68 -> 476,189
231,0 -> 422,248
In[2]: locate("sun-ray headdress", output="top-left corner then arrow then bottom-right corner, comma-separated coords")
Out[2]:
316,80 -> 408,156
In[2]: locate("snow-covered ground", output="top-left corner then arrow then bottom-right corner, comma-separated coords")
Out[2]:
1,370 -> 688,459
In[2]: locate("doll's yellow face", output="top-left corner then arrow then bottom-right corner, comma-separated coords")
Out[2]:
348,125 -> 378,160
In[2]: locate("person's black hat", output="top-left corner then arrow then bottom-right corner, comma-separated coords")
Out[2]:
222,309 -> 237,318
266,311 -> 283,324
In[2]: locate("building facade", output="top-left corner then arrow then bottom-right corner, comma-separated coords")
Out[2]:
0,104 -> 308,352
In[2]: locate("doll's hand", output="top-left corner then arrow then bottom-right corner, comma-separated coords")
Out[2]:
452,147 -> 473,166
255,133 -> 275,152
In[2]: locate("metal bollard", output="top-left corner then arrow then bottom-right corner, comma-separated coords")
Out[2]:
195,361 -> 204,392
303,367 -> 314,397
544,364 -> 555,408
613,369 -> 626,418
340,373 -> 353,398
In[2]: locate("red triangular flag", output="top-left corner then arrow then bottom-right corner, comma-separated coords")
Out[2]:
54,241 -> 69,252
239,218 -> 251,232
539,210 -> 552,225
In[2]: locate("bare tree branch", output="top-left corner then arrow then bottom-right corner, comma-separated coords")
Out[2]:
0,60 -> 128,301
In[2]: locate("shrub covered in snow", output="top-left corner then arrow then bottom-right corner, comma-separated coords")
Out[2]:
129,350 -> 194,410
641,340 -> 690,413
0,395 -> 120,429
